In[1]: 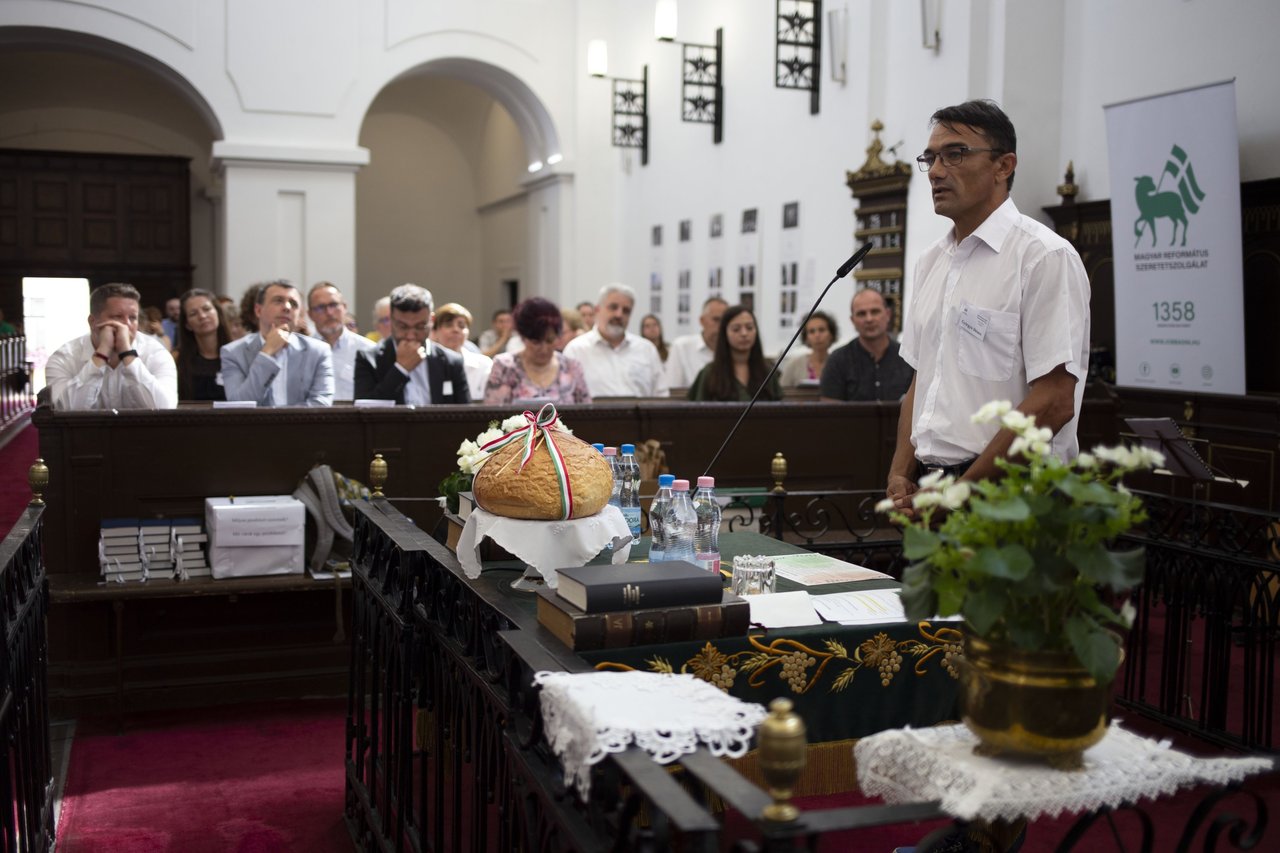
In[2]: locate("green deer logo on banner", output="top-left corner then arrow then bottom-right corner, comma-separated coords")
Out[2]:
1133,144 -> 1206,247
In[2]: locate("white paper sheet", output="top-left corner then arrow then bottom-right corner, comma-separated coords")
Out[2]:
770,552 -> 893,586
746,590 -> 823,629
812,589 -> 964,626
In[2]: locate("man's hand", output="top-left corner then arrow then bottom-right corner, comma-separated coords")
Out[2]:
91,322 -> 116,360
886,473 -> 919,521
261,322 -> 292,356
395,339 -> 424,372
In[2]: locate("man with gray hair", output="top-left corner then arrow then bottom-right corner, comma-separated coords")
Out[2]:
44,282 -> 178,410
563,283 -> 668,398
354,283 -> 470,404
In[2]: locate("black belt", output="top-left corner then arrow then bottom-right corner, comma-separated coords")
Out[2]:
915,458 -> 976,480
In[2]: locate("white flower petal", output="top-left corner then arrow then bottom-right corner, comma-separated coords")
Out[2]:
911,491 -> 944,509
875,497 -> 896,513
971,400 -> 1013,424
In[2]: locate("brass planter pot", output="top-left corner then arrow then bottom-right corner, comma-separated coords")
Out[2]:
958,629 -> 1111,770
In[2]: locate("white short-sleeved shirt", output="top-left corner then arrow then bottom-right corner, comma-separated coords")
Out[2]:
664,333 -> 714,389
900,198 -> 1090,465
329,328 -> 377,401
563,329 -> 670,398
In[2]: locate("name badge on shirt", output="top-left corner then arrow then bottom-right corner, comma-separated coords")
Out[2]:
442,380 -> 454,397
957,304 -> 991,342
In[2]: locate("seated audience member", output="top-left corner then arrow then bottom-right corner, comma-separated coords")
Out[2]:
220,280 -> 334,406
780,310 -> 839,388
140,305 -> 173,351
563,284 -> 668,398
556,307 -> 585,351
478,308 -> 513,357
575,301 -> 596,330
819,288 -> 913,402
175,288 -> 229,401
161,297 -> 181,345
641,313 -> 669,362
687,305 -> 782,402
483,298 -> 591,405
354,284 -> 469,404
665,296 -> 727,388
307,281 -> 377,402
238,284 -> 262,336
366,296 -> 391,343
431,302 -> 492,400
43,282 -> 178,410
217,296 -> 245,340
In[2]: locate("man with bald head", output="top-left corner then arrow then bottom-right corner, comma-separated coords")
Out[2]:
819,288 -> 913,402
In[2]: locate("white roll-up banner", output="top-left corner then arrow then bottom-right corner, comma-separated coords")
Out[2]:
1104,80 -> 1245,394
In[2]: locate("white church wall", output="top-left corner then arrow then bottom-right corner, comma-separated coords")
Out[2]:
1059,0 -> 1279,199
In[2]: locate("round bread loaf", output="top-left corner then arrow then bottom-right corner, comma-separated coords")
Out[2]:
472,428 -> 613,520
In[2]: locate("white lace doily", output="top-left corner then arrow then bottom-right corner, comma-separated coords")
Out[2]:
533,670 -> 768,799
456,505 -> 633,587
855,722 -> 1275,822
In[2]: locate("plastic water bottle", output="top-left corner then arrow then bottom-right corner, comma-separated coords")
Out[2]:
663,479 -> 697,564
692,475 -> 722,575
619,444 -> 642,539
592,443 -> 605,454
604,447 -> 620,508
648,474 -> 675,564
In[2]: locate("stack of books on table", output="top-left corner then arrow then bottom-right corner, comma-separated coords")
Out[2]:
170,518 -> 211,580
99,518 -> 144,582
536,560 -> 749,651
139,518 -> 172,575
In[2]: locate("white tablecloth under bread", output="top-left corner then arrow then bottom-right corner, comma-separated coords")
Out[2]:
456,505 -> 633,587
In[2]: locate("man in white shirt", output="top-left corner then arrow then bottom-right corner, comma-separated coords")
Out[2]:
220,280 -> 335,406
664,296 -> 727,389
307,281 -> 377,401
563,284 -> 669,398
43,282 -> 178,410
887,100 -> 1090,517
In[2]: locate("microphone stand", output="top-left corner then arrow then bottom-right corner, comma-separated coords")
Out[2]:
703,242 -> 875,477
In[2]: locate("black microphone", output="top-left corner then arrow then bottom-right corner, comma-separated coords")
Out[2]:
702,242 -> 874,477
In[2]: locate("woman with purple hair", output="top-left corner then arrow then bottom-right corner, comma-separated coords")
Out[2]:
482,297 -> 592,405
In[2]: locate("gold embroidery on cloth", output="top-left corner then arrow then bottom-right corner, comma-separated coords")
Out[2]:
593,622 -> 963,694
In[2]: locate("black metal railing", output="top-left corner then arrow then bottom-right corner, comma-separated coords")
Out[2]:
1,504 -> 53,853
1119,491 -> 1280,752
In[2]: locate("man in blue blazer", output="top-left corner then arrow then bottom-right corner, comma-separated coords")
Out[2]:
354,284 -> 470,404
221,280 -> 334,406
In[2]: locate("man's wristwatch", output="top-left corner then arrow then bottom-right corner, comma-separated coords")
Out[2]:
118,349 -> 139,361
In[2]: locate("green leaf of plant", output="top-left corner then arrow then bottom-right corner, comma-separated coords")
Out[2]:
1109,547 -> 1147,589
1067,544 -> 1146,590
969,545 -> 1034,581
972,496 -> 1031,522
1065,613 -> 1121,683
963,583 -> 1004,636
1006,616 -> 1048,651
1059,479 -> 1116,505
902,525 -> 941,560
899,563 -> 938,622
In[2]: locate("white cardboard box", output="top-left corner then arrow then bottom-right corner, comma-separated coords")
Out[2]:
205,496 -> 305,578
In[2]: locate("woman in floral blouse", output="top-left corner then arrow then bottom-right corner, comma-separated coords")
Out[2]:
483,297 -> 592,405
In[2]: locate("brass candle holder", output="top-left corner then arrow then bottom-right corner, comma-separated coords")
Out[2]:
758,697 -> 807,822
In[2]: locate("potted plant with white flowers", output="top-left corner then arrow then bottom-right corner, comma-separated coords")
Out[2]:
880,400 -> 1164,768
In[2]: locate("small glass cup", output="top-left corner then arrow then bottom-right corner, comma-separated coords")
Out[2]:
731,555 -> 776,596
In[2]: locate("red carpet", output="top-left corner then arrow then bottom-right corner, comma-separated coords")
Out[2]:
56,700 -> 351,853
0,420 -> 38,532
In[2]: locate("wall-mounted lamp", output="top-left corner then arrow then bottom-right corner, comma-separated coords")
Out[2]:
922,0 -> 941,53
828,5 -> 848,84
587,39 -> 649,166
775,0 -> 822,114
654,3 -> 723,144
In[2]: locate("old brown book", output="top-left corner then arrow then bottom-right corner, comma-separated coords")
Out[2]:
536,587 -> 750,651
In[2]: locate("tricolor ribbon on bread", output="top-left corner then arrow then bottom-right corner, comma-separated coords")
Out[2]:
478,403 -> 574,519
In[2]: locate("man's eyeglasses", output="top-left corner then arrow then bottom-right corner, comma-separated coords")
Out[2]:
393,321 -> 430,335
916,147 -> 1005,171
309,301 -> 343,314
